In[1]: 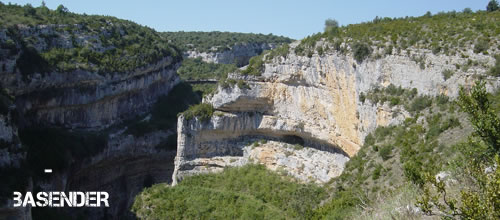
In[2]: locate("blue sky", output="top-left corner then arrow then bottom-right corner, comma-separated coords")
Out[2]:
5,0 -> 492,39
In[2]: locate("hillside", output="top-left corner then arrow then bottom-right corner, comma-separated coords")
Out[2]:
134,8 -> 500,220
0,2 -> 181,75
162,31 -> 292,53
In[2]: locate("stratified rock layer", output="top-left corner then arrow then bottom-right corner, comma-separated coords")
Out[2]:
173,41 -> 500,184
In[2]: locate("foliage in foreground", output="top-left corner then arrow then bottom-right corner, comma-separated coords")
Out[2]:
132,165 -> 326,219
417,81 -> 500,219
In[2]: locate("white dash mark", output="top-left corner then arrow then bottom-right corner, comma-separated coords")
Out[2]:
44,169 -> 52,173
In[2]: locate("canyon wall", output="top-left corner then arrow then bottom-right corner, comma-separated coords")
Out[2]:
173,41 -> 500,184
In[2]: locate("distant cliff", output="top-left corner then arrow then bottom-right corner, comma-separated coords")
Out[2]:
173,37 -> 500,184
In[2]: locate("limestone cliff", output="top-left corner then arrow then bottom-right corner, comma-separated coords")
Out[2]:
0,22 -> 181,219
173,40 -> 500,184
185,43 -> 276,67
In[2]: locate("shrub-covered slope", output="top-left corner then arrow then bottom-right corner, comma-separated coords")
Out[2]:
162,31 -> 292,53
0,2 -> 181,75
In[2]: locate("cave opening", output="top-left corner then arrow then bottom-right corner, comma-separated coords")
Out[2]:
282,135 -> 305,146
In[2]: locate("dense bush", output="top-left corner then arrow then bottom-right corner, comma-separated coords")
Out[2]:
408,96 -> 433,113
241,53 -> 265,76
489,54 -> 500,76
352,42 -> 372,62
133,165 -> 326,219
183,103 -> 214,121
378,145 -> 393,160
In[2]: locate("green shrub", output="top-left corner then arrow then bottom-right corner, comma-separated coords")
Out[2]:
183,103 -> 214,121
408,96 -> 432,113
442,69 -> 454,80
352,42 -> 372,63
489,54 -> 500,76
372,164 -> 383,180
312,189 -> 361,219
364,133 -> 375,146
403,160 -> 424,186
236,80 -> 250,90
473,39 -> 490,54
241,54 -> 265,76
378,145 -> 393,160
177,58 -> 237,81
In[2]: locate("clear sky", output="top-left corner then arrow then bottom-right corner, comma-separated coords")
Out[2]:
4,0 -> 492,39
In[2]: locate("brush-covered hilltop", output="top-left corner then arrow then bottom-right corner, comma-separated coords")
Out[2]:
134,7 -> 500,220
0,2 -> 290,220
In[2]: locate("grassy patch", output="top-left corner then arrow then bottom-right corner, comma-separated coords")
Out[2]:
133,165 -> 326,219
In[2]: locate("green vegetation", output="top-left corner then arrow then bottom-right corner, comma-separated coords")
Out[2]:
361,83 -> 442,115
238,43 -> 291,76
442,69 -> 455,80
241,53 -> 266,76
487,0 -> 500,12
133,164 -> 326,219
177,57 -> 238,81
182,103 -> 214,121
352,42 -> 372,62
176,57 -> 238,96
0,3 -> 181,75
489,54 -> 500,76
162,31 -> 292,53
296,10 -> 500,60
417,81 -> 500,219
313,90 -> 467,219
125,83 -> 201,137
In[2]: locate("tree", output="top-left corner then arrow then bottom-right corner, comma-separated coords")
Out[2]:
352,42 -> 372,63
487,0 -> 499,12
56,4 -> 69,14
462,8 -> 473,14
23,4 -> 36,16
324,19 -> 339,34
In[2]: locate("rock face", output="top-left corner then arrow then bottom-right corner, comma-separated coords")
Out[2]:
0,25 -> 181,130
173,40 -> 500,184
3,57 -> 180,129
0,24 -> 181,219
185,43 -> 276,67
62,130 -> 177,219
